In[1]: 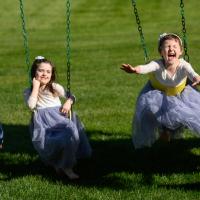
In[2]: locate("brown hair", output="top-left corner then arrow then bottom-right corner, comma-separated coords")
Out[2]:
158,33 -> 183,53
31,57 -> 56,94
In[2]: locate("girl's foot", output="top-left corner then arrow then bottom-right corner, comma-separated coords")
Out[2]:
63,168 -> 79,180
0,144 -> 3,149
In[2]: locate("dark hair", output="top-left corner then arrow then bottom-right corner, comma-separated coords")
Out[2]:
31,57 -> 56,94
158,33 -> 183,53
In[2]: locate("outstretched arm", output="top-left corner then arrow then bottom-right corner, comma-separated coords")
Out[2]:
120,64 -> 141,74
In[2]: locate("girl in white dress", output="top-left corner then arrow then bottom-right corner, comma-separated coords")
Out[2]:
24,56 -> 92,179
121,33 -> 200,149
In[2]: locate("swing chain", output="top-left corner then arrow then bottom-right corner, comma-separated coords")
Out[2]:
131,0 -> 149,63
180,0 -> 189,62
19,0 -> 31,83
66,0 -> 71,97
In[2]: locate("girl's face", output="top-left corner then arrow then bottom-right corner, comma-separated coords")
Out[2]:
160,38 -> 183,65
35,63 -> 52,86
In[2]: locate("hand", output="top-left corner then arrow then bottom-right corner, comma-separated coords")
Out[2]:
60,99 -> 72,114
120,64 -> 140,74
32,77 -> 41,88
192,76 -> 200,87
30,77 -> 40,98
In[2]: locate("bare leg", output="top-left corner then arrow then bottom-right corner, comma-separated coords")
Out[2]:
159,130 -> 171,142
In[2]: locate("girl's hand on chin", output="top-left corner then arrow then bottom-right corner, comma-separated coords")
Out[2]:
32,77 -> 41,88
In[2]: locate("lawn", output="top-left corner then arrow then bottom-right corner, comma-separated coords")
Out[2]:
0,0 -> 200,199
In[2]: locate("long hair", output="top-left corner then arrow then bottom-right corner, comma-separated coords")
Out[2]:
31,58 -> 56,94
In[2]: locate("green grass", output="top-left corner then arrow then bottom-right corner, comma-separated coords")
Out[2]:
1,0 -> 200,199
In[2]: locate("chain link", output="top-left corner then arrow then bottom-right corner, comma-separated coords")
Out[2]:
19,0 -> 73,89
180,0 -> 189,62
131,0 -> 149,63
19,0 -> 31,84
66,0 -> 71,97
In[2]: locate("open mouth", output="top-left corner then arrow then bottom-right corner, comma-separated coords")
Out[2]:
168,52 -> 176,58
167,52 -> 177,60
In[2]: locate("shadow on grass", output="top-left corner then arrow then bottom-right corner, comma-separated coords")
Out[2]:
159,182 -> 200,191
1,124 -> 200,190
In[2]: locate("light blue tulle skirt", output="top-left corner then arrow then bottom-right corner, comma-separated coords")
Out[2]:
133,82 -> 200,149
30,106 -> 92,169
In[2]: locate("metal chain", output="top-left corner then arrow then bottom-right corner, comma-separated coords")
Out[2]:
131,0 -> 149,63
180,0 -> 189,62
65,0 -> 71,97
19,0 -> 31,84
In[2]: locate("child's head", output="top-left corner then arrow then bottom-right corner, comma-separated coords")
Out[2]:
31,56 -> 56,91
158,33 -> 183,63
158,33 -> 183,53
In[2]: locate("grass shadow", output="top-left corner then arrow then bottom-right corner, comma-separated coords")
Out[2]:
159,182 -> 200,191
1,124 -> 200,190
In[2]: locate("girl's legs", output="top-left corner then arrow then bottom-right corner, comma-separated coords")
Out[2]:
55,166 -> 79,180
159,127 -> 171,142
